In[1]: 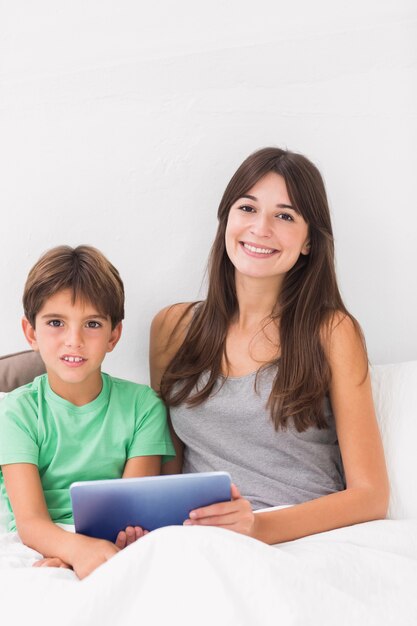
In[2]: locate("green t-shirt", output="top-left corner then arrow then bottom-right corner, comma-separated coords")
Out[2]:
0,373 -> 175,531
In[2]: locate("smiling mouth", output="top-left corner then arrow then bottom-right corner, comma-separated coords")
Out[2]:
241,242 -> 277,255
61,356 -> 86,363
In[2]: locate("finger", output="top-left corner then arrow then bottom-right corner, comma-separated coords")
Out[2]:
231,483 -> 242,500
115,530 -> 127,549
40,558 -> 58,567
187,523 -> 238,532
184,513 -> 240,527
50,559 -> 71,569
189,500 -> 242,520
125,526 -> 136,545
34,557 -> 68,568
134,526 -> 144,540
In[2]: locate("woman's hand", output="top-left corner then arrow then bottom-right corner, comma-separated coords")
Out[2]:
184,484 -> 256,537
115,525 -> 148,549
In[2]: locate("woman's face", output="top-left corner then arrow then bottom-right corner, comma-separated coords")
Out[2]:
225,172 -> 310,283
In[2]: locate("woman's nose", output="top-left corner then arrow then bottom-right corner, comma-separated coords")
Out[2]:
250,213 -> 272,238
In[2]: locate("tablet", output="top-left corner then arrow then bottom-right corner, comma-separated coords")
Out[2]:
70,471 -> 232,542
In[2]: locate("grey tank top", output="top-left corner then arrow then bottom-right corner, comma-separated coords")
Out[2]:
170,366 -> 345,509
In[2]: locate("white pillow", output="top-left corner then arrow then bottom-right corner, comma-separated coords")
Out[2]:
371,361 -> 417,519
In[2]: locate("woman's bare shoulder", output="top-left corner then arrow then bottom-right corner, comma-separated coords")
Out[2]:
320,310 -> 362,344
151,302 -> 196,341
150,301 -> 199,358
149,302 -> 198,390
321,310 -> 367,379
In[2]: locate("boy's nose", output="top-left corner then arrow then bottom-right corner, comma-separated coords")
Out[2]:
64,329 -> 83,348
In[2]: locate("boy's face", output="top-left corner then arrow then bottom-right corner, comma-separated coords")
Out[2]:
22,289 -> 122,405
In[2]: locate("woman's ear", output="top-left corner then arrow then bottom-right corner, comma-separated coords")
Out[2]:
21,316 -> 39,350
301,240 -> 311,256
107,322 -> 123,353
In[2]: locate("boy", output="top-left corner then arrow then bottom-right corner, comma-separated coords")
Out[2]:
0,245 -> 175,579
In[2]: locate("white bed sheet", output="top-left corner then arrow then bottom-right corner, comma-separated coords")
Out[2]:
1,362 -> 417,624
1,519 -> 416,626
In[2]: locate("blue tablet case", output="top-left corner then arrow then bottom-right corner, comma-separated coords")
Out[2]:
70,471 -> 232,542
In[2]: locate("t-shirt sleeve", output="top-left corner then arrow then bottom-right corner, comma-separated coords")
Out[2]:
0,394 -> 39,466
128,387 -> 175,463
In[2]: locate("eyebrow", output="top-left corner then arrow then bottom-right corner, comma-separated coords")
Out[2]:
40,313 -> 108,320
240,194 -> 298,212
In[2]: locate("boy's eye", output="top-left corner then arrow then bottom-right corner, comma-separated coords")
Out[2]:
86,321 -> 102,329
277,213 -> 294,222
47,320 -> 63,327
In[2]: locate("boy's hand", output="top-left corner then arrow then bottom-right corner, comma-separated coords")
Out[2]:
33,557 -> 72,569
71,535 -> 120,579
115,525 -> 148,549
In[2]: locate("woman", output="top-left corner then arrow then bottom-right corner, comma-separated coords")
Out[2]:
150,146 -> 389,545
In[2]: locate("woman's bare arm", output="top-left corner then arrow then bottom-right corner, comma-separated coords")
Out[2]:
149,302 -> 193,392
186,314 -> 389,544
149,303 -> 194,474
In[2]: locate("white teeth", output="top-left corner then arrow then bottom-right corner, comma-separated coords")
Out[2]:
63,356 -> 83,362
243,243 -> 275,254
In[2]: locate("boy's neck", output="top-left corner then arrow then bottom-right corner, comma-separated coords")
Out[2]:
46,370 -> 104,406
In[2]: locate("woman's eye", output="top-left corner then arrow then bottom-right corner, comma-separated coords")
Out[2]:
86,321 -> 102,329
239,205 -> 256,213
277,213 -> 294,222
47,320 -> 63,327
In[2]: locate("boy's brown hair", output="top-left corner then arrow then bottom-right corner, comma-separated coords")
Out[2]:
23,245 -> 125,329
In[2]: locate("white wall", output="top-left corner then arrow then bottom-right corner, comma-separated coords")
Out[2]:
1,0 -> 416,384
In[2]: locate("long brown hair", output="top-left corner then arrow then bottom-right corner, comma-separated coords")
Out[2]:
160,147 -> 364,431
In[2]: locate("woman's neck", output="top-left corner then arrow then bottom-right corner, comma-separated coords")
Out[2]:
234,273 -> 282,330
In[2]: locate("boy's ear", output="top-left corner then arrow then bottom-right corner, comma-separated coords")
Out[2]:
22,316 -> 39,351
107,322 -> 123,353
